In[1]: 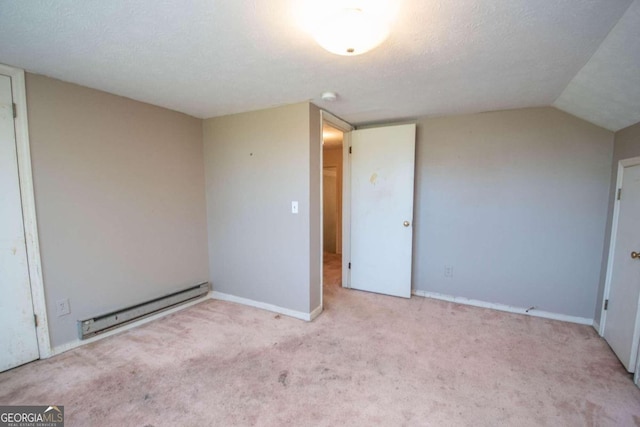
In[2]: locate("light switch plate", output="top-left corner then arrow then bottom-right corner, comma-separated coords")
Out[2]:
291,201 -> 298,214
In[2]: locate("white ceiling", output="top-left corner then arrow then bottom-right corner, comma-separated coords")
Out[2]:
554,0 -> 640,131
0,0 -> 638,130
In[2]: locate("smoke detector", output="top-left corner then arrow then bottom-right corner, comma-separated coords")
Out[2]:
321,91 -> 338,102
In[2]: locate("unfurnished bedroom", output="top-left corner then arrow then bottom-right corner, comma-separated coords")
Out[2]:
1,1 -> 640,425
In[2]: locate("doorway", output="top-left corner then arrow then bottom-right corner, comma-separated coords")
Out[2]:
322,122 -> 344,297
318,113 -> 417,305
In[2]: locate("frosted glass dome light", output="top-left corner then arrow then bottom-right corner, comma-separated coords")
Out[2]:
312,8 -> 390,56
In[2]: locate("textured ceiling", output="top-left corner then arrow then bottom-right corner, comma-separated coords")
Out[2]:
0,0 -> 637,129
554,0 -> 640,131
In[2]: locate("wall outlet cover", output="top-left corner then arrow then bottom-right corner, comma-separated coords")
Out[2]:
56,298 -> 71,316
444,266 -> 454,278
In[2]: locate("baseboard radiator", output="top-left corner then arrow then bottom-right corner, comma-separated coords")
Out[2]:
78,282 -> 210,339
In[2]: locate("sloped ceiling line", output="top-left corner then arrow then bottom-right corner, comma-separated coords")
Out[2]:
554,0 -> 640,132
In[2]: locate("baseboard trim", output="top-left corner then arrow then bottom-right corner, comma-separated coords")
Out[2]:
412,290 -> 593,325
210,291 -> 316,321
309,304 -> 323,321
51,293 -> 210,356
592,320 -> 601,335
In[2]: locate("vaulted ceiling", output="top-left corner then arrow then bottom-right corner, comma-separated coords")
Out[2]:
0,0 -> 638,130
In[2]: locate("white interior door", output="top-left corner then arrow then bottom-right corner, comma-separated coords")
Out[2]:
604,163 -> 640,372
0,73 -> 40,371
349,124 -> 415,298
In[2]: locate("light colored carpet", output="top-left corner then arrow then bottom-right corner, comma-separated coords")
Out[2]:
1,252 -> 640,426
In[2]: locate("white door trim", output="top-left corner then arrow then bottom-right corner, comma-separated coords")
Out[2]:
320,110 -> 353,303
600,155 -> 640,338
341,130 -> 352,289
0,64 -> 51,358
636,338 -> 640,386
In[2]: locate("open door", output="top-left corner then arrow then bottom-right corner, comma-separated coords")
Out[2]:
603,159 -> 640,372
0,73 -> 40,371
348,124 -> 416,298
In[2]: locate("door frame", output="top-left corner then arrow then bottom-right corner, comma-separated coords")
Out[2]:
319,110 -> 353,306
0,63 -> 51,359
600,156 -> 640,349
636,340 -> 640,386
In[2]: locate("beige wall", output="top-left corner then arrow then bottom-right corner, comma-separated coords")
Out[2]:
595,120 -> 640,324
203,103 -> 321,314
412,107 -> 613,319
24,72 -> 619,346
323,170 -> 338,252
26,74 -> 208,347
323,147 -> 343,254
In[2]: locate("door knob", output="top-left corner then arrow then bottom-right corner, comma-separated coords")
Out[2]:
632,251 -> 640,259
403,221 -> 410,227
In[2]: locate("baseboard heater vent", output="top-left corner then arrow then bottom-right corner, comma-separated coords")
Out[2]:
78,282 -> 210,340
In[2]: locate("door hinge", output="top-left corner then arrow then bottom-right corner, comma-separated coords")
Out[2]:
34,314 -> 38,327
604,299 -> 609,310
349,146 -> 352,154
348,262 -> 351,269
12,103 -> 17,118
617,188 -> 622,200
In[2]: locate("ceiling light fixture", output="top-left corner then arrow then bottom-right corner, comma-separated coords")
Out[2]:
296,0 -> 396,56
310,7 -> 391,56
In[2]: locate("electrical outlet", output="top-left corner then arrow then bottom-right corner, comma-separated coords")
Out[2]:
444,265 -> 454,278
56,298 -> 70,316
